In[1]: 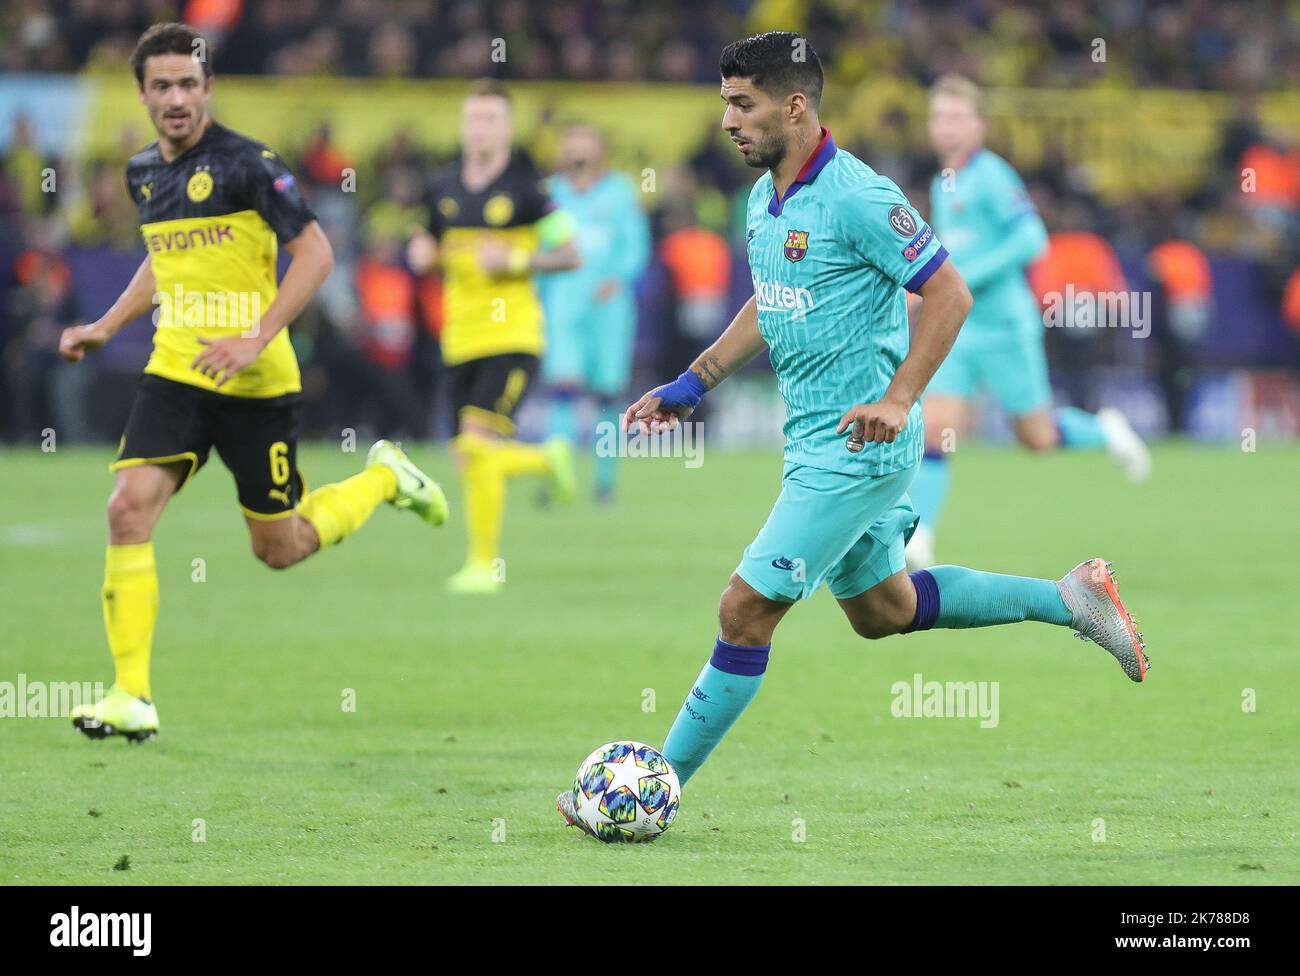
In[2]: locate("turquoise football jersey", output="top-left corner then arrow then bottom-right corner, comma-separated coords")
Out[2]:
928,149 -> 1047,339
538,170 -> 650,308
745,129 -> 948,476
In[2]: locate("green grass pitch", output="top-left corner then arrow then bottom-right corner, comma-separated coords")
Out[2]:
1,440 -> 1296,884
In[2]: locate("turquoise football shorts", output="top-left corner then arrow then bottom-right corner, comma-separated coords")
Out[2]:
926,326 -> 1052,417
735,461 -> 920,603
542,294 -> 637,396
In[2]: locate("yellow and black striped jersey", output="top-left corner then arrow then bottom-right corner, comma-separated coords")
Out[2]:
427,151 -> 554,366
125,121 -> 317,398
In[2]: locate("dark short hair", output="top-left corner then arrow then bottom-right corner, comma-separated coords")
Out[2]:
130,22 -> 212,86
466,77 -> 512,104
719,32 -> 823,108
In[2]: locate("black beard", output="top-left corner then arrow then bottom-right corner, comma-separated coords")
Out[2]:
747,134 -> 785,170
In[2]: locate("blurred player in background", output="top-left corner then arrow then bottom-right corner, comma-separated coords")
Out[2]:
907,75 -> 1151,569
559,34 -> 1149,831
539,122 -> 650,503
57,23 -> 448,741
408,80 -> 581,594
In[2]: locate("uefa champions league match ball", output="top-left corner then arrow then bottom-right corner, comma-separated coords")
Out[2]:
569,741 -> 681,842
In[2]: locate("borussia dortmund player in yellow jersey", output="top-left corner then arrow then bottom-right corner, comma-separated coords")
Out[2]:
408,80 -> 581,594
56,23 -> 448,741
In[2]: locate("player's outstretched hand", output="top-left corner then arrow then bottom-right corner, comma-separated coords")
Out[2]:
624,389 -> 692,434
58,323 -> 108,363
837,399 -> 910,445
192,334 -> 268,388
624,370 -> 708,434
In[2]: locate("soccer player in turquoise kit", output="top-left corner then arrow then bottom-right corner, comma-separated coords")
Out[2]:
906,75 -> 1150,568
558,33 -> 1149,832
540,122 -> 650,502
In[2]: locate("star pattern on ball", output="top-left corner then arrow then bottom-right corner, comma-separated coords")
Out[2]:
569,743 -> 680,842
605,753 -> 663,797
575,785 -> 616,832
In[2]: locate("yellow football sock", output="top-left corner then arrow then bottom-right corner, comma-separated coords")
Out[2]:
494,439 -> 552,479
102,542 -> 158,701
298,465 -> 396,548
457,433 -> 506,566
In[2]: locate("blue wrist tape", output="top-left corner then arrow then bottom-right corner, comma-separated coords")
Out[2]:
651,369 -> 708,409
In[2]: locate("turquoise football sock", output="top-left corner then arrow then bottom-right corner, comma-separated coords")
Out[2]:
594,396 -> 620,496
909,449 -> 951,528
905,565 -> 1072,631
548,388 -> 579,443
1054,406 -> 1107,450
662,638 -> 768,785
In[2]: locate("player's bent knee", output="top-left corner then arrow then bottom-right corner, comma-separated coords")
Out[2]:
248,513 -> 318,570
250,533 -> 305,570
1014,412 -> 1059,453
845,601 -> 909,640
252,542 -> 298,570
1018,430 -> 1057,453
849,616 -> 895,640
106,466 -> 182,542
106,491 -> 136,530
106,486 -> 158,539
841,576 -> 916,640
717,575 -> 786,646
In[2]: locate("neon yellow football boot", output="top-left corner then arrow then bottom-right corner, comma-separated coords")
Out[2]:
544,437 -> 577,505
445,561 -> 504,595
71,685 -> 159,743
367,439 -> 449,527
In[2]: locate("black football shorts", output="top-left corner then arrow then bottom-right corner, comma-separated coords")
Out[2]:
447,352 -> 539,435
111,374 -> 305,519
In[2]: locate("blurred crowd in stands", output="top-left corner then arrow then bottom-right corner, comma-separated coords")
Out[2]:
2,1 -> 1298,446
6,0 -> 1299,89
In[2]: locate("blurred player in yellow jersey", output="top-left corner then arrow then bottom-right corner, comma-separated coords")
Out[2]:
408,79 -> 581,594
56,23 -> 448,741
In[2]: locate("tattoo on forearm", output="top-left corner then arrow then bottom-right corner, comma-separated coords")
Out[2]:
693,356 -> 728,389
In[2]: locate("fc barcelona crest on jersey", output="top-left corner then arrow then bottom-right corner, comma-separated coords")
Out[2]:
784,229 -> 809,262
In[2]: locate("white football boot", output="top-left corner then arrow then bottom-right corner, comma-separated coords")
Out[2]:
1097,408 -> 1152,483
